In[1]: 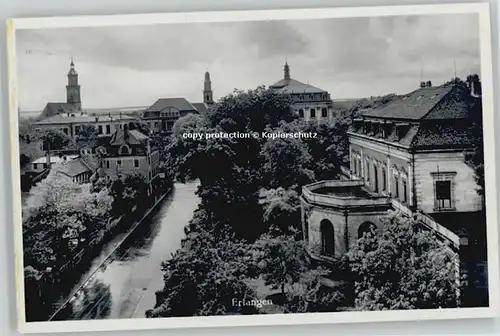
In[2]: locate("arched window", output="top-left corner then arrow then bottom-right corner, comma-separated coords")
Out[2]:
358,221 -> 377,239
120,145 -> 129,155
382,167 -> 387,191
299,109 -> 304,118
321,108 -> 328,118
310,108 -> 316,118
373,163 -> 379,192
320,219 -> 335,257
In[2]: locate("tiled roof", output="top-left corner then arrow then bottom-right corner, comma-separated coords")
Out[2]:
361,86 -> 454,120
270,78 -> 327,94
55,158 -> 92,177
109,128 -> 149,146
40,103 -> 79,119
410,122 -> 476,149
146,98 -> 197,112
32,155 -> 78,164
349,82 -> 481,150
192,102 -> 209,114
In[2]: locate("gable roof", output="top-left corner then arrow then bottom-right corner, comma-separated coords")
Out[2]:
40,103 -> 79,119
192,102 -> 209,114
109,128 -> 149,146
146,98 -> 198,113
270,78 -> 327,94
55,158 -> 92,177
360,83 -> 478,121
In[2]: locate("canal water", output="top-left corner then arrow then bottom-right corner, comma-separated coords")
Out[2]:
50,181 -> 200,320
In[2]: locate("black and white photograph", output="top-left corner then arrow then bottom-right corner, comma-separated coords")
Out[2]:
7,3 -> 499,333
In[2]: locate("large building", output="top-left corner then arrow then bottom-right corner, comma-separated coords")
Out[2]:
142,71 -> 214,134
301,75 -> 487,306
270,62 -> 334,122
40,58 -> 82,119
35,59 -> 138,138
89,125 -> 161,185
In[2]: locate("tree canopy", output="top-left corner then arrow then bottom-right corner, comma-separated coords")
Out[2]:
345,212 -> 459,310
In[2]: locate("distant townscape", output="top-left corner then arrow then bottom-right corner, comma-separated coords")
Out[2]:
19,55 -> 487,322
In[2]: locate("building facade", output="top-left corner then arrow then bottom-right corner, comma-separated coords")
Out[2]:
301,76 -> 487,306
270,62 -> 334,122
34,113 -> 137,139
142,71 -> 214,134
93,126 -> 161,185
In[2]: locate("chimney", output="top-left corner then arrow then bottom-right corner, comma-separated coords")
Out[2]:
468,74 -> 482,98
426,80 -> 432,87
420,81 -> 426,88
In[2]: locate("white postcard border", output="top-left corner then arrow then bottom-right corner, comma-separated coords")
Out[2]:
6,2 -> 499,334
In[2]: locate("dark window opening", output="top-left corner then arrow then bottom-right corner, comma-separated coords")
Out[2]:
320,219 -> 334,257
382,167 -> 387,191
435,180 -> 452,209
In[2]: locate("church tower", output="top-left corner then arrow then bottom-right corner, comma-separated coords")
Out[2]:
66,58 -> 82,111
203,71 -> 214,105
284,61 -> 291,80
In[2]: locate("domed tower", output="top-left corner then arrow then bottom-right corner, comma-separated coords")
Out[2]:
203,71 -> 214,105
66,58 -> 82,111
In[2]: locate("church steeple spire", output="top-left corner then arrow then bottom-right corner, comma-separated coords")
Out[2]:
203,70 -> 214,105
66,58 -> 81,111
284,60 -> 290,80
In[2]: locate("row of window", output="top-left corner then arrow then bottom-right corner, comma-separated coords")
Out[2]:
351,156 -> 455,210
318,219 -> 376,257
352,157 -> 408,203
101,158 -> 141,168
160,111 -> 180,118
151,121 -> 175,131
298,107 -> 329,118
291,93 -> 330,101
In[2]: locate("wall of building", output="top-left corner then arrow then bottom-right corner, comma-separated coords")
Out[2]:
302,203 -> 388,259
292,101 -> 333,122
414,151 -> 483,213
348,134 -> 483,214
35,120 -> 134,138
100,150 -> 160,183
349,135 -> 413,207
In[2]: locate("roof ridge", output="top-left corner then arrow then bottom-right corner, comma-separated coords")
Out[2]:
419,85 -> 455,120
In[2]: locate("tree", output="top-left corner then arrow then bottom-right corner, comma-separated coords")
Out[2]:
345,211 -> 459,310
260,136 -> 314,190
23,170 -> 113,269
260,188 -> 302,237
40,129 -> 70,151
253,233 -> 312,296
276,118 -> 350,181
76,124 -> 98,140
165,87 -> 296,240
146,226 -> 258,317
283,268 -> 347,313
109,174 -> 149,215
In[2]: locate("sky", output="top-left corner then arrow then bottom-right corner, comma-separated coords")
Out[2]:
16,13 -> 481,112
